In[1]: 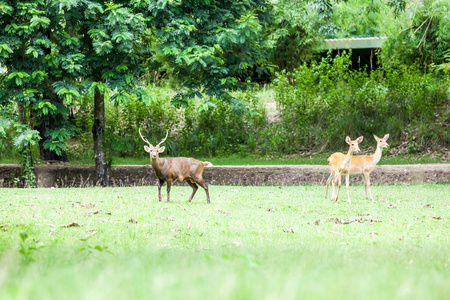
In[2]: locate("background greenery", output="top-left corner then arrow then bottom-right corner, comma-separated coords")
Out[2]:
1,0 -> 449,170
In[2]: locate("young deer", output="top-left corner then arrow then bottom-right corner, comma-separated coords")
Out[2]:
139,129 -> 213,204
328,136 -> 364,203
325,134 -> 389,201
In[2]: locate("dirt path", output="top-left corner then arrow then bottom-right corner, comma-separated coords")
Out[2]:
1,164 -> 448,187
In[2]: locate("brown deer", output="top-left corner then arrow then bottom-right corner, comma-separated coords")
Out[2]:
139,129 -> 212,204
328,136 -> 364,203
326,134 -> 389,201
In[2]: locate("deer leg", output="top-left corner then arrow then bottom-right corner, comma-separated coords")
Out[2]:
166,179 -> 172,203
336,173 -> 342,202
346,174 -> 351,204
362,174 -> 368,199
157,178 -> 165,202
325,172 -> 333,199
331,173 -> 335,200
187,181 -> 198,202
364,173 -> 373,201
196,179 -> 210,204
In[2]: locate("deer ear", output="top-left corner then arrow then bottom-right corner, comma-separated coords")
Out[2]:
144,145 -> 151,153
357,136 -> 364,143
373,134 -> 379,140
384,134 -> 390,140
158,146 -> 165,153
345,136 -> 351,144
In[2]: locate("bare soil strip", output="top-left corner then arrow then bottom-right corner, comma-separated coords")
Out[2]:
1,164 -> 449,187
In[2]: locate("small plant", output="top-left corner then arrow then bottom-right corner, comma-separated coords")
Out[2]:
18,231 -> 44,264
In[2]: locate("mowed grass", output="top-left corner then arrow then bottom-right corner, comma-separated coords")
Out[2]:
0,184 -> 449,299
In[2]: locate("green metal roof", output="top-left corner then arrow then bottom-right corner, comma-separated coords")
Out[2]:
322,37 -> 387,50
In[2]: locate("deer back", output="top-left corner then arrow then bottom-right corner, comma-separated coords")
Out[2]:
152,157 -> 206,182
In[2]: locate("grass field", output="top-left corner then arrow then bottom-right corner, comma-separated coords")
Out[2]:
0,184 -> 449,299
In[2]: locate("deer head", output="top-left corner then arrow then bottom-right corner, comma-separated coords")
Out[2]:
139,128 -> 168,160
374,134 -> 389,148
346,136 -> 363,154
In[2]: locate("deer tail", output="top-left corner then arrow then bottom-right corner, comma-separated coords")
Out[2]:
203,161 -> 213,167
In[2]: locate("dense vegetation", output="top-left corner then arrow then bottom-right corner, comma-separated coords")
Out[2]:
0,0 -> 449,186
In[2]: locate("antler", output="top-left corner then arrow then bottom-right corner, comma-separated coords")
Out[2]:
139,128 -> 153,146
156,130 -> 169,147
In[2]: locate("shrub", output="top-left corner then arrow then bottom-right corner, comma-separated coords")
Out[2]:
271,52 -> 450,153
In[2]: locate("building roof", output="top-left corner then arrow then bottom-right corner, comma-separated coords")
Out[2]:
322,37 -> 387,50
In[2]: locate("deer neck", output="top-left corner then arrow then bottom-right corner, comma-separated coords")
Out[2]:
341,147 -> 354,169
372,145 -> 383,165
150,156 -> 164,171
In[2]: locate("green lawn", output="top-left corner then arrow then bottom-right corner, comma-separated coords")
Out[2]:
0,152 -> 442,166
0,184 -> 449,299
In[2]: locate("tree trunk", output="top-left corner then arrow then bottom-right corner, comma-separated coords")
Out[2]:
92,88 -> 108,186
17,102 -> 34,187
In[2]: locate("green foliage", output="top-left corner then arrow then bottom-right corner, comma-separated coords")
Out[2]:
381,0 -> 450,67
179,92 -> 265,157
310,0 -> 338,36
271,51 -> 450,153
149,0 -> 273,102
19,231 -> 44,265
331,0 -> 392,38
268,0 -> 323,72
67,85 -> 267,160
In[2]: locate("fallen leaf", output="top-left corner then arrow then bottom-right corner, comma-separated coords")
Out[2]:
0,223 -> 10,228
432,216 -> 444,220
283,229 -> 296,233
104,212 -> 112,215
387,204 -> 398,209
423,204 -> 434,208
60,221 -> 81,228
80,230 -> 98,241
188,223 -> 192,230
267,207 -> 275,212
92,210 -> 101,214
313,219 -> 321,225
81,203 -> 95,208
370,219 -> 382,223
128,218 -> 137,224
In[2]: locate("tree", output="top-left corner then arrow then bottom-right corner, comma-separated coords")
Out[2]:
60,1 -> 152,186
147,0 -> 273,108
2,0 -> 275,187
380,0 -> 450,67
0,1 -> 79,163
268,0 -> 324,72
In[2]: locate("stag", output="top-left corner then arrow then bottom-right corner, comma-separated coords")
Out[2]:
139,129 -> 212,203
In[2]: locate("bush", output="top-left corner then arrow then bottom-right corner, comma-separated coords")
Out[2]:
271,52 -> 450,153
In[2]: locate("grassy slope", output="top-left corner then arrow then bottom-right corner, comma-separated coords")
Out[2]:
0,184 -> 449,299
